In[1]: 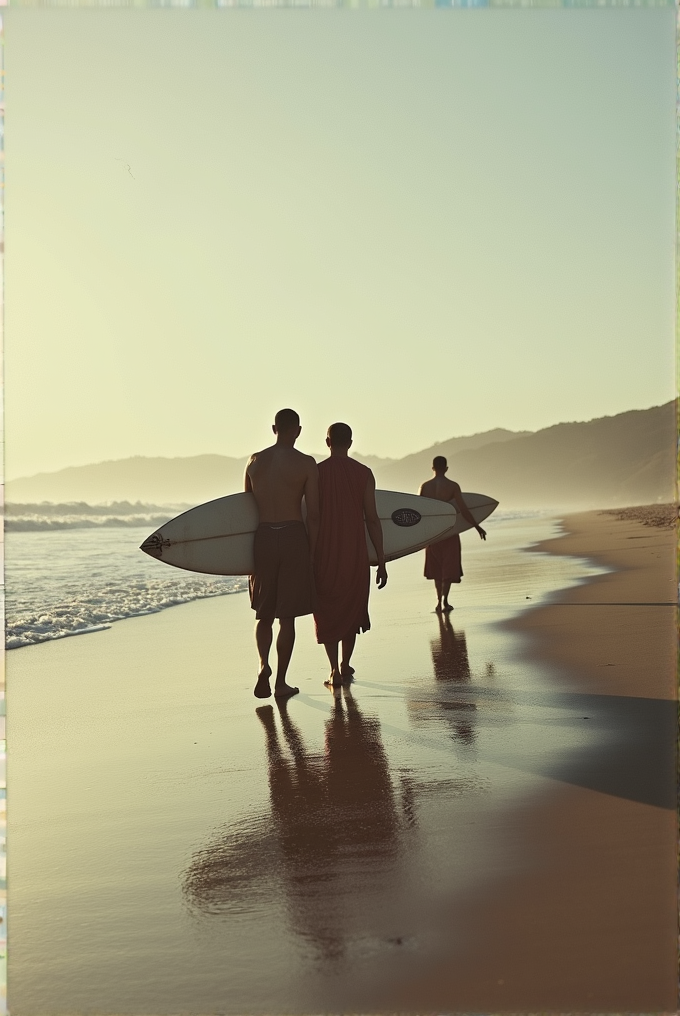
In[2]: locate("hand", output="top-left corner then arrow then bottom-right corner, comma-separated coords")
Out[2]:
375,563 -> 388,589
477,526 -> 487,541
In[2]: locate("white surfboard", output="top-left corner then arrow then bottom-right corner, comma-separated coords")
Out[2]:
440,491 -> 500,537
140,490 -> 498,576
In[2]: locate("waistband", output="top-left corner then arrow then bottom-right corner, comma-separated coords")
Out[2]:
257,520 -> 305,531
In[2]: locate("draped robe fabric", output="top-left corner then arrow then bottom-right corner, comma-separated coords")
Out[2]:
424,532 -> 463,583
313,456 -> 371,645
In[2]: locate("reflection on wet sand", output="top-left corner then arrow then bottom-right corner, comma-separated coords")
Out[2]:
182,690 -> 407,966
407,613 -> 479,747
431,613 -> 476,746
431,611 -> 471,684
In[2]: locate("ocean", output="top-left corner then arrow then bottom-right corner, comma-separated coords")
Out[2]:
5,504 -> 247,650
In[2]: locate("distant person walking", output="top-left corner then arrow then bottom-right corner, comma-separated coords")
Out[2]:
245,409 -> 319,699
314,423 -> 387,687
419,456 -> 486,613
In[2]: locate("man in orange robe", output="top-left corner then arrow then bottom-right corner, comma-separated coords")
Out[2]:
314,423 -> 388,687
419,455 -> 486,613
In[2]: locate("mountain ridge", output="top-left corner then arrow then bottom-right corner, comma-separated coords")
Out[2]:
6,406 -> 675,509
7,427 -> 526,504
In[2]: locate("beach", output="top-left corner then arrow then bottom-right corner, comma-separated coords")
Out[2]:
6,507 -> 677,1014
385,505 -> 677,1014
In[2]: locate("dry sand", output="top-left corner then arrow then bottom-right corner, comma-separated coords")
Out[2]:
386,505 -> 677,1014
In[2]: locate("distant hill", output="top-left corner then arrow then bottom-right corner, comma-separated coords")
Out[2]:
6,454 -> 249,506
5,429 -> 523,505
385,401 -> 675,509
378,428 -> 531,491
6,404 -> 675,508
3,451 -> 396,505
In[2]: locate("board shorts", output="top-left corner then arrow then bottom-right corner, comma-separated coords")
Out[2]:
424,533 -> 463,583
249,521 -> 314,620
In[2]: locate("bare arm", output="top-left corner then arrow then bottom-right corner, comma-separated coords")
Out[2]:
451,487 -> 486,541
363,473 -> 388,588
303,458 -> 320,561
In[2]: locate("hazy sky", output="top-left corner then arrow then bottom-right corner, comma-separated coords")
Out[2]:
5,7 -> 675,477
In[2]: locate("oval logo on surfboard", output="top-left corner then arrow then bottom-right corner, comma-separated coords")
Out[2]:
391,508 -> 422,528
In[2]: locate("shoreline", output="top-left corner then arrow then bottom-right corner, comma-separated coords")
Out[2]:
511,504 -> 677,699
383,505 -> 677,1013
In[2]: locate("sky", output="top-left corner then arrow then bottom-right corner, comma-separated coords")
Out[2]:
4,6 -> 676,478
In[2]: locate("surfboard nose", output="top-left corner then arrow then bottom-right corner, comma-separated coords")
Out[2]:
140,532 -> 167,558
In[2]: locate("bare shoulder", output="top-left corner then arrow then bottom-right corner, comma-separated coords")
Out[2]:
294,449 -> 318,473
447,478 -> 462,495
247,446 -> 270,467
420,478 -> 436,496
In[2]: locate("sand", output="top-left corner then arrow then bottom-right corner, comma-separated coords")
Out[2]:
385,506 -> 677,1014
6,509 -> 677,1014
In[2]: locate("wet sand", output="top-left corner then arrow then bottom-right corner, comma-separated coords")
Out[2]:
6,510 -> 677,1014
387,506 -> 677,1014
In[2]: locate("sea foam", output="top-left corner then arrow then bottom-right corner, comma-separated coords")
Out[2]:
5,522 -> 247,649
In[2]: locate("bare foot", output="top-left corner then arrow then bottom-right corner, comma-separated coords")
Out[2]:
443,602 -> 454,613
327,668 -> 342,688
274,682 -> 299,699
435,603 -> 443,613
340,664 -> 355,678
254,665 -> 272,699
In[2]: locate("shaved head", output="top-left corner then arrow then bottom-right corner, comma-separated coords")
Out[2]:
327,422 -> 352,448
274,408 -> 300,433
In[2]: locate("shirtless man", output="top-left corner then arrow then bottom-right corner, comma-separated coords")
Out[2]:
419,456 -> 486,613
245,409 -> 319,699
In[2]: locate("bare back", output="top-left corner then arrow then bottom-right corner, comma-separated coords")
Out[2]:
419,475 -> 462,504
420,472 -> 485,538
246,445 -> 318,524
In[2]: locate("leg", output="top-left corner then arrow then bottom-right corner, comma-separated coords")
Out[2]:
274,617 -> 299,698
434,578 -> 443,612
340,632 -> 356,680
254,618 -> 274,697
323,642 -> 342,686
442,580 -> 453,612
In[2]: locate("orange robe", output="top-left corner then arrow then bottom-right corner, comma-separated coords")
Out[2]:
424,533 -> 463,582
314,457 -> 371,644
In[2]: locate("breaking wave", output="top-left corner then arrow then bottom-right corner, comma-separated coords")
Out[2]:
5,523 -> 247,649
5,500 -> 190,532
